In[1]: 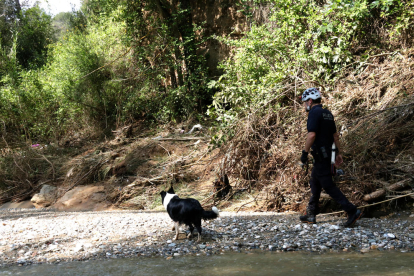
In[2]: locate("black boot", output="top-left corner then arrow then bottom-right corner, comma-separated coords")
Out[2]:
344,209 -> 363,227
300,209 -> 316,224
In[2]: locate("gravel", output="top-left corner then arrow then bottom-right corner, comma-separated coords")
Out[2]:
1,209 -> 413,267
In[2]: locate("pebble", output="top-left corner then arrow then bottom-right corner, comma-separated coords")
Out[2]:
385,233 -> 396,239
0,209 -> 413,267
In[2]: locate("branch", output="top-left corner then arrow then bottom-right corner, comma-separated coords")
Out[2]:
353,102 -> 414,123
153,137 -> 207,141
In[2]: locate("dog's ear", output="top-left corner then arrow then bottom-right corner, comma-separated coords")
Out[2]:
160,191 -> 166,201
167,186 -> 175,194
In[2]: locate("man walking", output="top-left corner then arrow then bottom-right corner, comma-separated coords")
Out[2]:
299,88 -> 362,227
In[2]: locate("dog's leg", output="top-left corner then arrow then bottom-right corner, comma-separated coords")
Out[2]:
187,224 -> 194,239
173,221 -> 180,240
195,220 -> 202,242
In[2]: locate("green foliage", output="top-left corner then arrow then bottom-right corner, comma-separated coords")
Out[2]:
52,12 -> 72,40
1,3 -> 55,139
371,0 -> 414,41
119,0 -> 212,121
0,59 -> 61,140
1,0 -> 215,142
1,2 -> 54,71
46,8 -> 129,129
209,0 -> 414,127
2,0 -> 413,145
0,4 -> 131,140
17,5 -> 54,69
52,10 -> 87,39
0,0 -> 21,51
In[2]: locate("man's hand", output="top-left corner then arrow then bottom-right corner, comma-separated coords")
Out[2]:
335,154 -> 343,167
301,150 -> 309,164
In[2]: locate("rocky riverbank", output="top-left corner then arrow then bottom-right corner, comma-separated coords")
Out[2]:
1,209 -> 414,267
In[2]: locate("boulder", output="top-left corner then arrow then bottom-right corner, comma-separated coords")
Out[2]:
31,185 -> 58,208
53,185 -> 109,211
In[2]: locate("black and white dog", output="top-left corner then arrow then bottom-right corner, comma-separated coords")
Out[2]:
160,187 -> 219,241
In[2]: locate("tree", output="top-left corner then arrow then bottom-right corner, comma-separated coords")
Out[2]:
52,9 -> 87,40
52,12 -> 71,39
82,0 -> 212,120
124,0 -> 211,119
17,5 -> 54,69
0,0 -> 21,51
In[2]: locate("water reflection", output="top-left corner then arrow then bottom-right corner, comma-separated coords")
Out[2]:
1,251 -> 413,276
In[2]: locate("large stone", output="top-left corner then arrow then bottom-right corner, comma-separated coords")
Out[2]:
31,185 -> 58,208
53,185 -> 108,211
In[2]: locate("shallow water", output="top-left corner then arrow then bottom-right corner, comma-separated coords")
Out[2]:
1,251 -> 414,276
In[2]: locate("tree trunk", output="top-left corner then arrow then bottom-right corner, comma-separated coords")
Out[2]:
14,0 -> 21,16
154,0 -> 184,86
177,0 -> 195,77
387,179 -> 411,191
363,179 -> 412,202
363,189 -> 386,202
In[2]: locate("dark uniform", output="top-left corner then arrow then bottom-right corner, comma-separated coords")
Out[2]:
306,104 -> 357,215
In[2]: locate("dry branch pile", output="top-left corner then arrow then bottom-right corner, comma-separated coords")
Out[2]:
216,50 -> 414,212
216,107 -> 308,212
0,120 -> 212,210
333,49 -> 414,204
0,145 -> 64,204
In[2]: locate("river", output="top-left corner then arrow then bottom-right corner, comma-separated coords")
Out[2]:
1,251 -> 413,276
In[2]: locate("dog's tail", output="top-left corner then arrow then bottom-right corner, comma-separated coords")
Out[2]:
202,206 -> 219,220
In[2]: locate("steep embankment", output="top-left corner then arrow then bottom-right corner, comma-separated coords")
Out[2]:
2,49 -> 414,213
210,50 -> 414,214
1,123 -> 240,212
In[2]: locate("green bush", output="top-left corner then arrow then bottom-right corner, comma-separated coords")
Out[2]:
209,0 -> 414,126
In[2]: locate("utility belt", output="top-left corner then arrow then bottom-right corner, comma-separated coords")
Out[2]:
311,146 -> 330,163
311,146 -> 338,162
311,144 -> 338,176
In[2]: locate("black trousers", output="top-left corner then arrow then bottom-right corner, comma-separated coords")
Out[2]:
307,162 -> 357,215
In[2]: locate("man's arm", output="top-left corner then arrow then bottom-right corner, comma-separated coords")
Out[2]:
333,132 -> 341,154
304,132 -> 316,153
333,132 -> 343,166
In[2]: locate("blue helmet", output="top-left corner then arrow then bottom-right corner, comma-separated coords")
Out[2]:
301,88 -> 321,102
